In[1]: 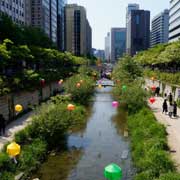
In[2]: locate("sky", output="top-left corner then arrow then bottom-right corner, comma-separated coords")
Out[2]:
68,0 -> 169,49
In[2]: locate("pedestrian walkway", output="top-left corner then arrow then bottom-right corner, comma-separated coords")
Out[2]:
0,111 -> 33,151
148,97 -> 180,171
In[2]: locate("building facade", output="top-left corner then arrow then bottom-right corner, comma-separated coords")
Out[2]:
151,9 -> 169,47
169,0 -> 180,42
65,4 -> 92,56
57,0 -> 67,51
110,28 -> 126,62
0,0 -> 25,25
105,32 -> 110,62
126,9 -> 150,56
86,20 -> 92,55
126,4 -> 139,53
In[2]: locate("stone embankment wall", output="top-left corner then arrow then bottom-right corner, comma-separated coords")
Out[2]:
145,79 -> 180,100
0,82 -> 62,122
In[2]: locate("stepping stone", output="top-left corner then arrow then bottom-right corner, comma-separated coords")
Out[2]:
121,150 -> 129,159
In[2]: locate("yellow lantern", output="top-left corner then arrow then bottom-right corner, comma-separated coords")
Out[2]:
80,80 -> 83,83
151,77 -> 155,81
7,142 -> 21,157
67,104 -> 75,111
98,84 -> 102,89
76,83 -> 81,88
59,79 -> 63,84
15,104 -> 23,112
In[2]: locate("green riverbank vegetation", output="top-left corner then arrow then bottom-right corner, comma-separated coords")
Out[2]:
0,68 -> 96,179
112,56 -> 180,180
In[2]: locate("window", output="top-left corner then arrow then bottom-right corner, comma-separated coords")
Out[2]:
136,15 -> 140,25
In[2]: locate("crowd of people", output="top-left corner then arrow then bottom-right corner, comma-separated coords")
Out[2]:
162,92 -> 177,118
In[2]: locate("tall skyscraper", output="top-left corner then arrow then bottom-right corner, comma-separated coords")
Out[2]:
57,0 -> 67,51
0,0 -> 26,25
126,9 -> 150,56
126,4 -> 139,52
151,9 -> 169,47
65,4 -> 92,56
110,28 -> 126,63
169,0 -> 180,42
86,20 -> 92,55
105,32 -> 110,62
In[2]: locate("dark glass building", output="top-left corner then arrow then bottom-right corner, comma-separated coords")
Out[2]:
57,0 -> 67,51
126,10 -> 150,56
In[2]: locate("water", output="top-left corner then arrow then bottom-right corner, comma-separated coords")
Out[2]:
32,87 -> 135,180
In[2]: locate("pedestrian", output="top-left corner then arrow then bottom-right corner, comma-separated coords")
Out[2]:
169,103 -> 173,118
173,101 -> 177,117
169,93 -> 173,104
0,114 -> 6,136
155,87 -> 160,96
164,93 -> 167,100
162,99 -> 168,114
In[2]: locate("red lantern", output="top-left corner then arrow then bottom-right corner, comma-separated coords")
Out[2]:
76,83 -> 81,88
40,79 -> 45,87
151,85 -> 156,91
149,97 -> 156,104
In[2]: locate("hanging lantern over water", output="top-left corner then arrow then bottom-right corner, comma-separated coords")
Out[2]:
67,104 -> 75,111
151,85 -> 156,91
149,97 -> 156,104
58,79 -> 63,85
7,142 -> 21,157
15,104 -> 23,112
112,101 -> 119,108
104,163 -> 122,180
76,83 -> 81,88
122,85 -> 127,91
98,84 -> 102,89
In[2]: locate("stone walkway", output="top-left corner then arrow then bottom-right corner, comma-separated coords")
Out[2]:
148,97 -> 180,171
0,111 -> 33,151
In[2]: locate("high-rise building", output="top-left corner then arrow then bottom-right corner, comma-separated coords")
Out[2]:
110,28 -> 126,63
65,4 -> 92,56
86,20 -> 92,55
151,9 -> 169,47
57,0 -> 67,51
0,0 -> 26,25
169,0 -> 180,42
31,0 -> 51,40
126,9 -> 150,56
105,32 -> 110,62
126,4 -> 139,52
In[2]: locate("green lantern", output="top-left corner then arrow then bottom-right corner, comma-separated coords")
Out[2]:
104,163 -> 122,180
122,85 -> 127,92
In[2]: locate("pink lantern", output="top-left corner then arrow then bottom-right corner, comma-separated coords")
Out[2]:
112,101 -> 119,108
149,97 -> 156,104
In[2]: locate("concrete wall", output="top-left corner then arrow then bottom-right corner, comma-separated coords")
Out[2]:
0,82 -> 63,121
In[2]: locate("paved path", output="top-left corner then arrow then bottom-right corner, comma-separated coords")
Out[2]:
0,111 -> 33,151
148,97 -> 180,171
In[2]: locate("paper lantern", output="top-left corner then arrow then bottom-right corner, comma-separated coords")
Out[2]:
98,84 -> 102,89
122,85 -> 127,91
151,85 -> 156,91
40,78 -> 45,87
149,97 -> 156,104
67,104 -> 75,111
15,104 -> 23,112
112,101 -> 119,108
76,83 -> 81,88
116,80 -> 120,84
7,142 -> 21,157
104,163 -> 122,180
80,80 -> 83,83
58,79 -> 63,85
151,77 -> 155,81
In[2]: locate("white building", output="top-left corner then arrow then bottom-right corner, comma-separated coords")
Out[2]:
169,0 -> 180,42
0,0 -> 25,25
151,9 -> 169,47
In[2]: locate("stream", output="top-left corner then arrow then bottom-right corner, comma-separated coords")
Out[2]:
31,85 -> 135,180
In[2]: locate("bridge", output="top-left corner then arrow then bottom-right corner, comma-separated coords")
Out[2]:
96,78 -> 115,87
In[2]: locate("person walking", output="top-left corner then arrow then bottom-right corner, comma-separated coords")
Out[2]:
169,93 -> 173,104
0,114 -> 6,136
155,87 -> 160,96
169,103 -> 173,118
162,99 -> 168,114
173,101 -> 177,118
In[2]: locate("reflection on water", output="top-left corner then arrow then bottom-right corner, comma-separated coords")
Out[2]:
32,86 -> 135,180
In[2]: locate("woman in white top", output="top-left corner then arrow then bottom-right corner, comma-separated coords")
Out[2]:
169,103 -> 173,118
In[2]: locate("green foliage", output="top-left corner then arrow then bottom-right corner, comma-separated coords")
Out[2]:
128,108 -> 176,179
64,74 -> 94,104
156,172 -> 180,180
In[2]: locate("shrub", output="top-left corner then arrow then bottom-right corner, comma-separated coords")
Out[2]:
156,173 -> 180,180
